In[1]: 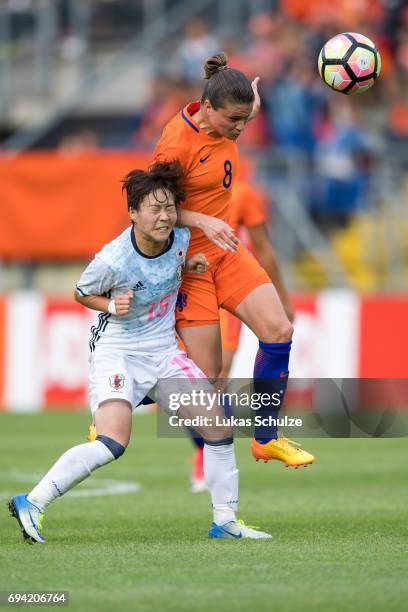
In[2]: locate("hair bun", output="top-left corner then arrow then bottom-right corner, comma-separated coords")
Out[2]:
203,52 -> 228,79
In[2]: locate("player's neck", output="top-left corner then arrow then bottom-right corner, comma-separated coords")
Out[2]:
133,228 -> 169,257
192,106 -> 222,139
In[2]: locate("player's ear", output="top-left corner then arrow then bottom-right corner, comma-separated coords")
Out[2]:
128,208 -> 137,223
203,99 -> 213,114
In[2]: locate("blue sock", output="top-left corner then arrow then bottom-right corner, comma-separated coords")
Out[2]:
253,340 -> 292,443
221,392 -> 233,418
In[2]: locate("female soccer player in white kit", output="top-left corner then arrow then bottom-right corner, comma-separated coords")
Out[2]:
8,161 -> 271,542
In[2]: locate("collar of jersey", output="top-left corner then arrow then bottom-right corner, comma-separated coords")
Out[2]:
182,101 -> 226,142
131,228 -> 174,259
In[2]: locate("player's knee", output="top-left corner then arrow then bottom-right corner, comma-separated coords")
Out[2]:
277,321 -> 293,342
96,435 -> 126,459
262,320 -> 293,343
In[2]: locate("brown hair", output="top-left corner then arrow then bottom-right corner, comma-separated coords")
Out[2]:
201,52 -> 254,109
122,160 -> 185,211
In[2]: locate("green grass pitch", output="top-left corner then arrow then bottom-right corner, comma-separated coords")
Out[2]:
0,411 -> 407,612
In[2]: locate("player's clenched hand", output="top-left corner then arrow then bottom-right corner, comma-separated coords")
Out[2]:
197,216 -> 239,252
113,289 -> 133,316
185,253 -> 208,274
248,76 -> 261,121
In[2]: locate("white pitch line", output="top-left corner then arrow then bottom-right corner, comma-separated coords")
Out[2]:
0,471 -> 141,500
68,480 -> 141,498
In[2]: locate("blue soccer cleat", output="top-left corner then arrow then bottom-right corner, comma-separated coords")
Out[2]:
208,519 -> 272,539
8,495 -> 45,544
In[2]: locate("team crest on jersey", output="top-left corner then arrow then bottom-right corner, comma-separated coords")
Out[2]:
109,373 -> 125,391
176,292 -> 188,312
176,264 -> 184,282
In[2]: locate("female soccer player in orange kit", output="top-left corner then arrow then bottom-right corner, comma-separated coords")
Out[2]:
154,52 -> 314,467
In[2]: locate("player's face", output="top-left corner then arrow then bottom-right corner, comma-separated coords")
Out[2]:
130,189 -> 177,244
205,100 -> 252,140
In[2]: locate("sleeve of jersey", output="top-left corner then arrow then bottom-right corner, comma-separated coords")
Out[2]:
241,184 -> 268,228
179,227 -> 191,250
75,255 -> 117,298
153,125 -> 190,171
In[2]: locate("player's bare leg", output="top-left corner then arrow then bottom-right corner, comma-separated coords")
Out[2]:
232,283 -> 315,467
219,349 -> 235,381
8,401 -> 130,543
88,398 -> 156,442
234,283 -> 292,343
177,323 -> 223,381
94,400 -> 132,447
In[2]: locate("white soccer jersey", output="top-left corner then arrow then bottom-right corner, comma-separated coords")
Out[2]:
76,226 -> 190,354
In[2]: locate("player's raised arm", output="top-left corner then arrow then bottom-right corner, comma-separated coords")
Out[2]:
177,208 -> 238,252
247,76 -> 261,122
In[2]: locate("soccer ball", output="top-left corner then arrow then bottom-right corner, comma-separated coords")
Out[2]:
318,32 -> 381,95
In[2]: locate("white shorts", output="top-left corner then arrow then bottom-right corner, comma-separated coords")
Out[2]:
88,349 -> 209,416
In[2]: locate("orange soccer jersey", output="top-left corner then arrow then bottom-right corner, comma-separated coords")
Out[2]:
154,101 -> 238,259
153,102 -> 270,326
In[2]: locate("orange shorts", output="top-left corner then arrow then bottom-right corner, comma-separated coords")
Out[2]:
176,243 -> 270,328
219,307 -> 242,352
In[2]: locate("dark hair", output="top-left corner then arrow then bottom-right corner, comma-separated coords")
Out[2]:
201,52 -> 254,110
122,160 -> 185,211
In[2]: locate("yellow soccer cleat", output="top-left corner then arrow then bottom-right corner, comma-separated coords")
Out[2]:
251,434 -> 315,468
87,424 -> 97,442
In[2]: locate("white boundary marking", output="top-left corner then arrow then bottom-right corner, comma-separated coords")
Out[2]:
0,470 -> 141,501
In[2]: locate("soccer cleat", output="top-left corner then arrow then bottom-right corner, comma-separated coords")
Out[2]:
8,495 -> 45,544
87,423 -> 97,442
251,434 -> 315,467
189,447 -> 207,493
208,519 -> 272,539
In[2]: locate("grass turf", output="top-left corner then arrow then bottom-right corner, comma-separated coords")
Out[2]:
0,411 -> 407,611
